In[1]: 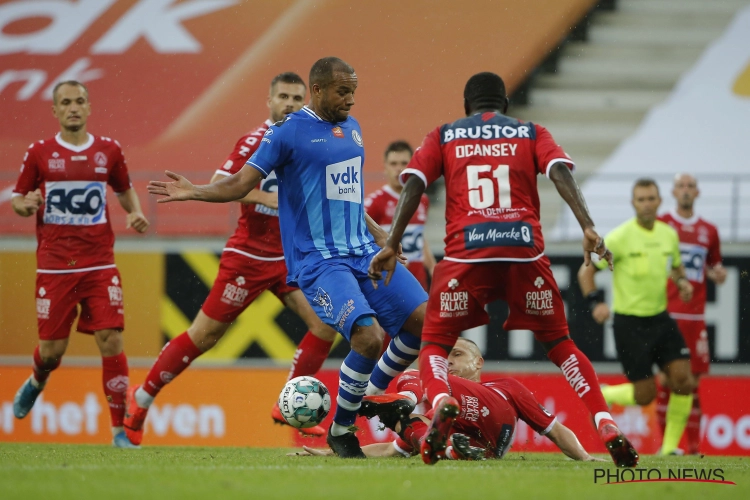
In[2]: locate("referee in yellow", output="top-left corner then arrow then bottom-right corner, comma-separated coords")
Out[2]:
578,178 -> 695,455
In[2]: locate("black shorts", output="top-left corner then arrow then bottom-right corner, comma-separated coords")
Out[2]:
613,311 -> 691,382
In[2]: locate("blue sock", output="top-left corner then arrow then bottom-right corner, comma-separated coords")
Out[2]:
369,331 -> 421,391
333,350 -> 377,427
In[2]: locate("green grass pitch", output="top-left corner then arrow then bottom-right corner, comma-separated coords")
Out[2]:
1,444 -> 749,500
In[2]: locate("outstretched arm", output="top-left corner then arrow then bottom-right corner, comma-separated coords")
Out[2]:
368,175 -> 425,286
209,172 -> 277,208
546,421 -> 603,461
549,163 -> 612,270
148,164 -> 263,203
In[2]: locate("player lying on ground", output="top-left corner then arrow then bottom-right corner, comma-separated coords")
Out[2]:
123,72 -> 341,444
293,338 -> 602,462
368,71 -> 638,467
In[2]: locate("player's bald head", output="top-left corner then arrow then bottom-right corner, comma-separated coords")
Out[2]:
673,173 -> 697,188
455,337 -> 482,360
52,80 -> 89,105
309,57 -> 355,88
464,72 -> 508,115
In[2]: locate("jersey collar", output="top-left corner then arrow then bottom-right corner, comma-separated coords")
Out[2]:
669,209 -> 699,226
302,106 -> 324,122
55,133 -> 94,153
382,184 -> 402,199
264,119 -> 273,127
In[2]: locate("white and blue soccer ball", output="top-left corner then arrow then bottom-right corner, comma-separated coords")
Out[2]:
278,376 -> 332,428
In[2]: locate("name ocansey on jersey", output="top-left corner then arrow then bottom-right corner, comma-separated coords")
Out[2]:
44,180 -> 107,225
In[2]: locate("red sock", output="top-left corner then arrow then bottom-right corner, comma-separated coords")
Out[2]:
102,352 -> 129,427
287,332 -> 333,381
686,387 -> 702,454
419,343 -> 452,408
656,381 -> 670,436
143,332 -> 202,397
546,339 -> 609,417
402,418 -> 429,450
32,345 -> 61,385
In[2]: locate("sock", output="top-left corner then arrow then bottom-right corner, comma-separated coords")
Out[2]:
332,350 -> 377,434
287,332 -> 333,381
656,381 -> 670,435
601,383 -> 636,406
419,343 -> 452,408
685,387 -> 702,454
102,352 -> 129,427
401,418 -> 428,450
396,370 -> 423,404
135,387 -> 154,409
142,332 -> 202,398
368,331 -> 421,392
32,345 -> 61,386
546,339 -> 610,416
661,392 -> 693,454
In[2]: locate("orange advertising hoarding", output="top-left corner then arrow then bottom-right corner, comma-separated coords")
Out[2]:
0,0 -> 596,236
0,366 -> 296,447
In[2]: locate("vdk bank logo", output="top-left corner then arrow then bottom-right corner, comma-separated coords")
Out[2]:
325,156 -> 362,203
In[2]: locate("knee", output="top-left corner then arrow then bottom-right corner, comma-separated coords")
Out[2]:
311,323 -> 338,343
634,383 -> 657,406
95,330 -> 123,356
39,343 -> 66,364
189,327 -> 224,352
351,320 -> 383,359
670,373 -> 695,395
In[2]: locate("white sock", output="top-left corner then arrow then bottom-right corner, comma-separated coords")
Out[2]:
431,392 -> 450,409
29,375 -> 42,389
330,422 -> 351,437
365,381 -> 385,396
135,387 -> 154,409
111,426 -> 124,437
594,411 -> 614,428
398,391 -> 418,404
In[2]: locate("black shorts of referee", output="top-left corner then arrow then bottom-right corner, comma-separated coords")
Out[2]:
613,311 -> 691,382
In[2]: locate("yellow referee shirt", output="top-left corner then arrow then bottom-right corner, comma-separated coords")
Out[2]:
595,218 -> 682,317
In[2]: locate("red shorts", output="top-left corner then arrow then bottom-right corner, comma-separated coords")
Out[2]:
406,262 -> 429,291
675,318 -> 710,375
423,256 -> 569,345
201,250 -> 297,324
36,267 -> 124,341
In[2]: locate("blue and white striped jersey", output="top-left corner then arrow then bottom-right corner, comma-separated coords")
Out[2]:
247,106 -> 377,285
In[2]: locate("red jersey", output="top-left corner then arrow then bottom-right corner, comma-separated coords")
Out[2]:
402,112 -> 573,262
214,120 -> 283,260
659,210 -> 722,318
13,133 -> 131,272
395,372 -> 555,458
364,185 -> 429,262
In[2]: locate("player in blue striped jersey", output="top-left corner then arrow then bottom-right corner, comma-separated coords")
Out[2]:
148,57 -> 428,458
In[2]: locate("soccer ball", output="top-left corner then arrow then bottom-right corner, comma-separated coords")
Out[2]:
278,376 -> 332,428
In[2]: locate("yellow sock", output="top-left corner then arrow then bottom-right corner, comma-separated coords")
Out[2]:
661,393 -> 693,455
601,383 -> 635,406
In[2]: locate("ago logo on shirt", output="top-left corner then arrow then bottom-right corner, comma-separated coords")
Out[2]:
325,157 -> 362,203
44,181 -> 107,225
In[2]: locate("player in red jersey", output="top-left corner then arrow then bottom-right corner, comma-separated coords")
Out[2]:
11,81 -> 149,448
369,72 -> 638,467
123,73 -> 338,445
657,173 -> 726,454
365,141 -> 436,291
294,339 -> 600,461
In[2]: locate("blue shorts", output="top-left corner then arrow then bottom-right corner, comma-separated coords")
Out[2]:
297,254 -> 428,341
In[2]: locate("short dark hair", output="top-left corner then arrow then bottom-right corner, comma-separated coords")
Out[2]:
633,178 -> 660,196
384,140 -> 413,160
309,57 -> 354,88
464,72 -> 507,112
270,72 -> 306,92
52,80 -> 88,104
